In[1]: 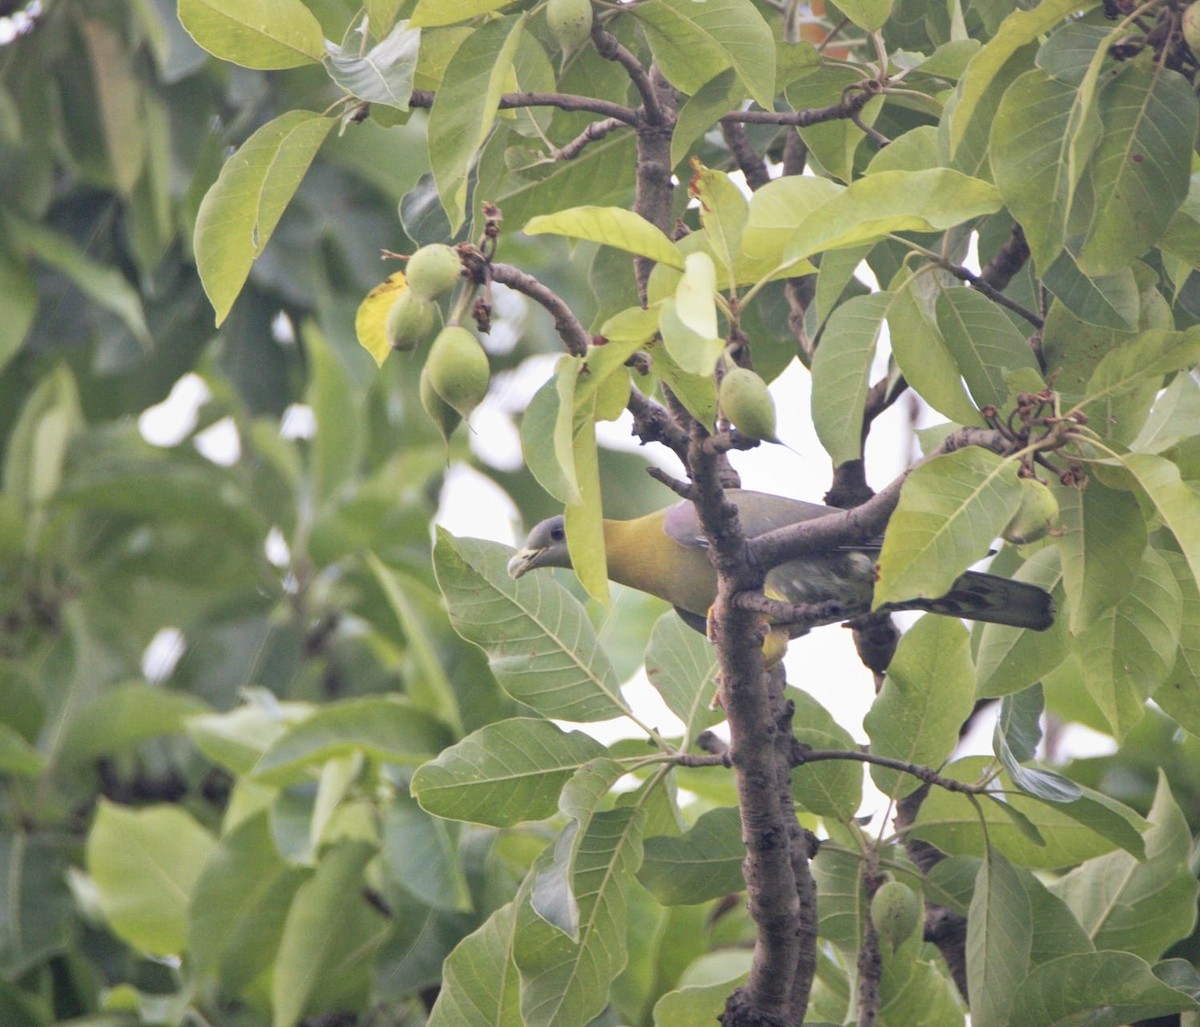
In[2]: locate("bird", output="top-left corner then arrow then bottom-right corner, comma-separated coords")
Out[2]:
507,489 -> 1054,635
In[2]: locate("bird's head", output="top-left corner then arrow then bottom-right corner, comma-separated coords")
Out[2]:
507,515 -> 571,578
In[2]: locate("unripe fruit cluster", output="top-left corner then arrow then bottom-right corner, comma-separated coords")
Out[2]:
384,244 -> 464,353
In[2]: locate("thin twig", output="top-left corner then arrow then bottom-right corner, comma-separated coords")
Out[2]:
408,88 -> 638,126
721,90 -> 872,127
552,116 -> 626,160
795,747 -> 987,795
901,239 -> 1044,328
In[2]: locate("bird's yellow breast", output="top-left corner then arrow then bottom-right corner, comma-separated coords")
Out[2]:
602,514 -> 717,617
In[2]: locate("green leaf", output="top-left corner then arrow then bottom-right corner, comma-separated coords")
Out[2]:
688,164 -> 748,280
1113,453 -> 1200,597
786,66 -> 882,184
365,557 -> 464,733
1077,63 -> 1197,276
990,68 -> 1100,271
1071,546 -> 1181,741
272,841 -> 389,1027
1051,773 -> 1198,961
435,531 -> 629,720
381,796 -> 471,912
81,16 -> 147,196
874,447 -> 1021,607
949,0 -> 1094,155
0,832 -> 73,976
87,801 -> 216,956
791,690 -> 863,821
1132,370 -> 1200,454
427,902 -> 522,1026
811,292 -> 889,466
252,696 -> 454,784
5,216 -> 152,350
1054,481 -> 1146,634
660,285 -> 723,378
57,684 -> 208,767
530,759 -> 629,936
1009,951 -> 1200,1025
935,285 -> 1041,408
672,70 -> 743,167
411,0 -> 517,27
515,806 -> 646,1027
886,271 -> 984,426
784,169 -> 1003,267
994,686 -> 1082,803
564,409 -> 608,604
863,616 -> 976,798
413,719 -> 606,826
0,242 -> 36,374
835,0 -> 893,31
741,174 -> 843,270
0,725 -> 42,779
523,206 -> 683,269
1041,251 -> 1139,330
638,807 -> 743,906
188,813 -> 307,990
323,19 -> 420,109
914,760 -> 1148,868
178,0 -> 325,69
812,846 -> 866,954
304,320 -> 362,504
630,0 -> 775,109
1154,550 -> 1200,737
194,110 -> 333,325
966,847 -> 1033,1027
643,612 -> 720,745
427,15 -> 525,231
522,368 -> 581,504
187,693 -> 313,776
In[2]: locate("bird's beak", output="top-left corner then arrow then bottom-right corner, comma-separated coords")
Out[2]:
507,547 -> 542,578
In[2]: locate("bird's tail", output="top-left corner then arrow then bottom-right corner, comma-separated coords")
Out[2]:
886,571 -> 1054,631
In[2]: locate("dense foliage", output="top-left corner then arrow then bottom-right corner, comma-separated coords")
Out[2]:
4,0 -> 1200,1024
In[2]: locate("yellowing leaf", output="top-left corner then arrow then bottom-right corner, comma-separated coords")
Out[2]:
355,272 -> 409,367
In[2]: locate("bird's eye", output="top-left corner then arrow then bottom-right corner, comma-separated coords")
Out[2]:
550,524 -> 565,542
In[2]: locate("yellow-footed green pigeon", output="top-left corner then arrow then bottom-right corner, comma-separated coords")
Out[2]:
507,490 -> 1054,633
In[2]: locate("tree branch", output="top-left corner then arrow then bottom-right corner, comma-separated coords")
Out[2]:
721,89 -> 872,128
552,116 -> 627,160
720,121 -> 771,190
408,88 -> 638,126
487,262 -> 591,356
683,436 -> 809,1027
747,426 -> 1011,572
591,21 -> 664,124
628,391 -> 692,465
978,222 -> 1031,292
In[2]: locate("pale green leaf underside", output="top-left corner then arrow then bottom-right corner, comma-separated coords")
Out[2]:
432,531 -> 628,722
523,206 -> 684,268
